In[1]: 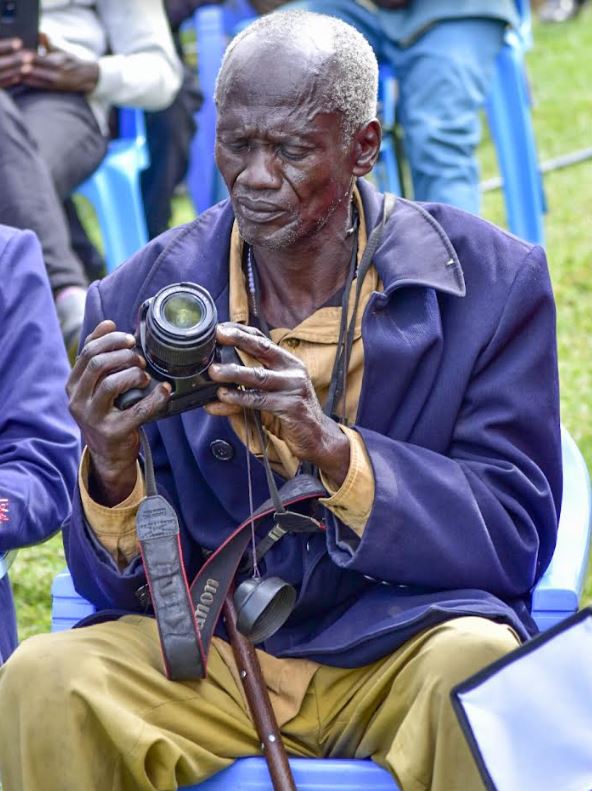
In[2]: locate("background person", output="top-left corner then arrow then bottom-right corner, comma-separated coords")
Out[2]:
67,0 -> 204,274
0,226 -> 80,664
0,0 -> 182,359
0,12 -> 561,791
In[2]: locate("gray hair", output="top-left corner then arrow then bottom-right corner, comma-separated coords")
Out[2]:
214,10 -> 378,141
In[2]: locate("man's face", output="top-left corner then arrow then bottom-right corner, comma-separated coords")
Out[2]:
215,42 -> 356,250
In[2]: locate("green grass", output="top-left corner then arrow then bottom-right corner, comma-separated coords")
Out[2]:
10,8 -> 592,640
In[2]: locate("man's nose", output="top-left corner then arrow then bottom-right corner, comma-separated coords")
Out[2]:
238,148 -> 282,190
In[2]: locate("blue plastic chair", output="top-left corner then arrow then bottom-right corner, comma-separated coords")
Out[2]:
187,756 -> 397,790
0,549 -> 16,581
532,427 -> 592,630
75,108 -> 149,273
51,425 -> 591,790
187,0 -> 545,244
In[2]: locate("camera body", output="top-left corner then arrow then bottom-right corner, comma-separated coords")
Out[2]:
116,282 -> 238,419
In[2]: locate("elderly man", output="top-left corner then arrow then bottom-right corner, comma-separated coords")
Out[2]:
0,11 -> 561,791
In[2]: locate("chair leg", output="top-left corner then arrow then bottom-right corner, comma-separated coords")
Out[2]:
187,6 -> 228,214
486,43 -> 546,245
78,147 -> 148,272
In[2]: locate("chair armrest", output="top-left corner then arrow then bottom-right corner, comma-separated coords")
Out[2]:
532,427 -> 592,617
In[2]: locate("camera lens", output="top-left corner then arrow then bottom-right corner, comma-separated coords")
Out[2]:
142,283 -> 218,378
162,294 -> 204,330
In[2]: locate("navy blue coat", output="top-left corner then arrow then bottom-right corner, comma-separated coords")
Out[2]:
65,181 -> 562,667
0,227 -> 80,663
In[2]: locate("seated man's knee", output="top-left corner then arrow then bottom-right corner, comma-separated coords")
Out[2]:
0,90 -> 28,137
418,617 -> 519,694
0,630 -> 92,717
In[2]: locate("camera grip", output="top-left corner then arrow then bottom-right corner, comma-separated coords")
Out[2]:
115,378 -> 158,411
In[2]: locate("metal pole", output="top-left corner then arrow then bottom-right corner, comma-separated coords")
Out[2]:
223,596 -> 297,791
481,147 -> 592,192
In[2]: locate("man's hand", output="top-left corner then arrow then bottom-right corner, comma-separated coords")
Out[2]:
67,321 -> 171,507
21,37 -> 99,93
205,323 -> 351,487
0,38 -> 34,89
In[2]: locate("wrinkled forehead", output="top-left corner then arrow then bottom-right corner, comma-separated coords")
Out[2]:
217,35 -> 334,113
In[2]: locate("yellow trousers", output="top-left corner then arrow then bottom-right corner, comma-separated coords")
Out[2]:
0,615 -> 519,791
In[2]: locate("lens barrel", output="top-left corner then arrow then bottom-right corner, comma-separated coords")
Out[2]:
143,283 -> 218,378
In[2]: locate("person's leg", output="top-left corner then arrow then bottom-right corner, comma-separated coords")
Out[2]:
63,196 -> 107,283
389,18 -> 507,214
0,88 -> 107,356
0,616 -> 269,791
142,65 -> 202,239
307,617 -> 520,791
0,88 -> 106,292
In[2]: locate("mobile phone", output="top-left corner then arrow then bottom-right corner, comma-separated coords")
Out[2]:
0,0 -> 39,51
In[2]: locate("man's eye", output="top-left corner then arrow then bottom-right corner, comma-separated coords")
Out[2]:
225,140 -> 249,152
278,146 -> 309,161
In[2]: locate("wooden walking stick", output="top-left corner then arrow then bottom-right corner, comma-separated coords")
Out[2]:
223,595 -> 297,791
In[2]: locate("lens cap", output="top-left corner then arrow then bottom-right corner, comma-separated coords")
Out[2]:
234,576 -> 297,644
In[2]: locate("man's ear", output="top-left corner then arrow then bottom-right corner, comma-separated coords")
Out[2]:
352,119 -> 382,177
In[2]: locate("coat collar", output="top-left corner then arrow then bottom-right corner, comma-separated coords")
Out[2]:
357,179 -> 465,298
142,180 -> 465,322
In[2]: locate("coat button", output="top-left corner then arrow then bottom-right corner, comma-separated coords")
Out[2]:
210,439 -> 234,461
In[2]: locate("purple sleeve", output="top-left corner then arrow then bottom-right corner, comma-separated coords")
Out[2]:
0,230 -> 80,555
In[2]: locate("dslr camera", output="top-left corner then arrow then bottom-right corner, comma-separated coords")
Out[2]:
116,282 -> 238,419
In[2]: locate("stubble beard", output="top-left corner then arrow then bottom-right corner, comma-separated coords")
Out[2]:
235,191 -> 347,252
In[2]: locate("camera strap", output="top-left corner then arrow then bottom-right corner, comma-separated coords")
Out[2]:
243,193 -> 397,562
137,193 -> 396,680
136,428 -> 326,681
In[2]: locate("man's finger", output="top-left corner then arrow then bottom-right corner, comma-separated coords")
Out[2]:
209,361 -> 297,393
83,320 -> 117,346
0,69 -> 23,89
0,38 -> 23,55
68,323 -> 135,389
71,347 -> 146,404
215,323 -> 294,368
20,65 -> 59,87
90,365 -> 152,415
126,381 -> 172,425
216,387 -> 286,414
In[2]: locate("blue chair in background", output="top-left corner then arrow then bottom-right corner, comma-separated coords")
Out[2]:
51,425 -> 591,790
484,0 -> 546,245
187,0 -> 545,244
75,107 -> 149,273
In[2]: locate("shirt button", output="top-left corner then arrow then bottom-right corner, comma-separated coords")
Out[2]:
285,338 -> 299,349
210,439 -> 234,461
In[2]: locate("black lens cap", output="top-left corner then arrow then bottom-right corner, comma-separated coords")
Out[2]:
234,576 -> 297,644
